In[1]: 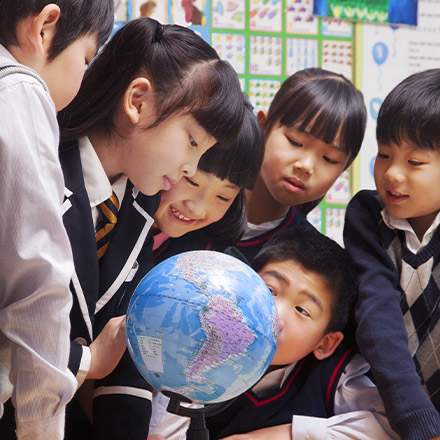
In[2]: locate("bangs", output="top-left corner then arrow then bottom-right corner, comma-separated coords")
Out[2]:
197,103 -> 264,190
197,141 -> 261,190
377,83 -> 440,151
265,69 -> 366,166
152,59 -> 245,146
279,82 -> 364,158
377,120 -> 439,151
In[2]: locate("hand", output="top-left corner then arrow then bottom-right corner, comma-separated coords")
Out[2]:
220,424 -> 292,440
87,315 -> 127,380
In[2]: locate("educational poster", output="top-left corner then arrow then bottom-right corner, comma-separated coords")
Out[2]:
358,0 -> 440,190
325,171 -> 351,204
286,38 -> 319,75
248,79 -> 281,112
321,40 -> 353,80
313,0 -> 418,26
249,36 -> 283,76
286,0 -> 318,34
134,0 -> 167,23
167,0 -> 211,40
212,0 -> 245,29
325,208 -> 346,246
211,33 -> 246,73
249,0 -> 283,32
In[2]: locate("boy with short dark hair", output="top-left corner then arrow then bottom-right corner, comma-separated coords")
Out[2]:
207,227 -> 397,439
344,69 -> 440,440
0,1 -> 113,438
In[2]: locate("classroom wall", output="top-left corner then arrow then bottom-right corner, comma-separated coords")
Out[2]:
113,0 -> 440,246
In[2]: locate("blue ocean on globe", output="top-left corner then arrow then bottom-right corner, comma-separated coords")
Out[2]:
126,250 -> 278,404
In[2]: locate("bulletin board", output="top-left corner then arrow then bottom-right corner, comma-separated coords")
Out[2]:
115,0 -> 359,246
356,0 -> 440,191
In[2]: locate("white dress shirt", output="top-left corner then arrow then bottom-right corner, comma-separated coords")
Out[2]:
381,207 -> 440,253
0,46 -> 77,439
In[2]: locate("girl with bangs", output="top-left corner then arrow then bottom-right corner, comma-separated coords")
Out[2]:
230,67 -> 367,264
56,17 -> 248,440
151,101 -> 264,266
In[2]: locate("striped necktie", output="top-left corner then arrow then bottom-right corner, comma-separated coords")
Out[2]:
95,192 -> 119,260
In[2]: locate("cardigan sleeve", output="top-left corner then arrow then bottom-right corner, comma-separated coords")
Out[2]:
343,190 -> 440,440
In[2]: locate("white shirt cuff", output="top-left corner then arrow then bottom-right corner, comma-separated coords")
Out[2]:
76,345 -> 91,389
292,415 -> 329,439
16,411 -> 65,440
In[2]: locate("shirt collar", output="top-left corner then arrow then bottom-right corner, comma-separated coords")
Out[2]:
251,362 -> 297,397
78,136 -> 113,208
380,207 -> 440,252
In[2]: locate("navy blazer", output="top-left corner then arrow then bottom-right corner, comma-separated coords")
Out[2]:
60,140 -> 160,439
59,140 -> 160,373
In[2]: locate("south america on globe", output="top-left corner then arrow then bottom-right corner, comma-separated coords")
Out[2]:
126,250 -> 278,404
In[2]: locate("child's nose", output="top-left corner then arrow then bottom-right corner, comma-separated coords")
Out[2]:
384,163 -> 405,183
293,154 -> 314,175
181,160 -> 198,178
184,198 -> 206,218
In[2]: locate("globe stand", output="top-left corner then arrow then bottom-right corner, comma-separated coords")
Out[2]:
163,391 -> 234,440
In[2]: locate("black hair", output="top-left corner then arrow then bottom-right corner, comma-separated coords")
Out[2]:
0,0 -> 114,61
58,17 -> 245,147
263,68 -> 367,216
252,227 -> 357,334
377,68 -> 440,151
196,99 -> 265,245
264,68 -> 366,166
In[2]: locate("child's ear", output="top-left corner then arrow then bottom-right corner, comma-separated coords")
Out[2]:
257,110 -> 267,128
30,4 -> 61,56
123,78 -> 153,125
313,331 -> 344,360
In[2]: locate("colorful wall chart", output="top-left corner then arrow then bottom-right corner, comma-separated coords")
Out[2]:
313,0 -> 418,26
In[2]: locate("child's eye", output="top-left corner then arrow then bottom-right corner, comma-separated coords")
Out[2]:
295,306 -> 310,317
185,177 -> 199,187
217,195 -> 230,202
323,156 -> 338,165
408,160 -> 423,166
268,286 -> 276,296
377,153 -> 389,159
189,136 -> 198,147
287,137 -> 302,147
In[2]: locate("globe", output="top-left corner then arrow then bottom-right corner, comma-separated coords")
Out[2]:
126,250 -> 278,404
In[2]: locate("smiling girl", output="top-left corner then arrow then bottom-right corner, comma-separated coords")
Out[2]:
151,103 -> 264,265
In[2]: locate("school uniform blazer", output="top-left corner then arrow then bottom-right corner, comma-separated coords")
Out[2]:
59,140 -> 160,376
